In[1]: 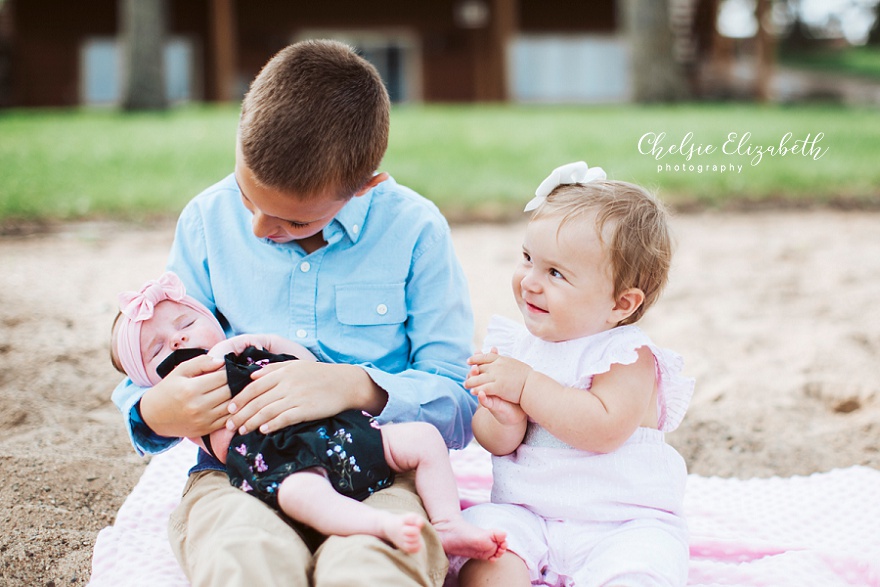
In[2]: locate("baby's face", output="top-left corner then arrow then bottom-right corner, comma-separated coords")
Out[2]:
512,214 -> 618,342
139,300 -> 226,384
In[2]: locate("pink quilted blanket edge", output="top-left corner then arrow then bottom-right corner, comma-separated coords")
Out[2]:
89,441 -> 880,587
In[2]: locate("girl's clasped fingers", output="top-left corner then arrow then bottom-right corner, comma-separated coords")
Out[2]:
467,346 -> 500,366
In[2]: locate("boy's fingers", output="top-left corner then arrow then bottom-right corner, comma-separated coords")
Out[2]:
249,362 -> 287,379
233,397 -> 290,435
176,354 -> 225,377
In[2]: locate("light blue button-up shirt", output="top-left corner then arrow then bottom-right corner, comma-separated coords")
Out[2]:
112,173 -> 477,457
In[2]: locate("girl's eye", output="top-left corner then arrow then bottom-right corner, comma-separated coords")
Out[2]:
522,251 -> 531,263
183,319 -> 196,328
287,220 -> 310,228
549,268 -> 564,279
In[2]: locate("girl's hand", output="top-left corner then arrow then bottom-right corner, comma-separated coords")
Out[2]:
139,355 -> 230,438
226,361 -> 380,435
465,350 -> 533,405
476,390 -> 527,426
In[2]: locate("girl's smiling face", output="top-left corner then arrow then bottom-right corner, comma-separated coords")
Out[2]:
512,214 -> 621,342
138,300 -> 226,384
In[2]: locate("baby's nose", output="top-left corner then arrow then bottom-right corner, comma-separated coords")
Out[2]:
172,333 -> 188,349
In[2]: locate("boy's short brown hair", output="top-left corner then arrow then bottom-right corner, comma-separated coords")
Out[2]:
238,39 -> 390,200
533,180 -> 673,325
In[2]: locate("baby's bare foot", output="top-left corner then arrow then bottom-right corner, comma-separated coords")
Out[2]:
433,518 -> 507,560
383,513 -> 424,554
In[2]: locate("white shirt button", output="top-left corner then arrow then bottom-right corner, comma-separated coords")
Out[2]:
296,329 -> 307,338
352,224 -> 360,235
376,304 -> 388,316
300,262 -> 310,272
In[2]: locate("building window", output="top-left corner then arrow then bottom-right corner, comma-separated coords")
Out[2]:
510,35 -> 631,103
80,36 -> 198,106
296,30 -> 421,103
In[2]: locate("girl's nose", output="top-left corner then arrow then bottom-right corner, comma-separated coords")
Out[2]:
520,270 -> 540,293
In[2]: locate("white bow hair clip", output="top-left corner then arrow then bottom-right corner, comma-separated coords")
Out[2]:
523,161 -> 607,212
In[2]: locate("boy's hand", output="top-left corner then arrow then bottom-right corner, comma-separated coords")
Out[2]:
139,355 -> 230,438
465,350 -> 532,405
226,361 -> 380,435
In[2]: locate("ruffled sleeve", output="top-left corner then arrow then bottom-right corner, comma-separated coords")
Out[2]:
650,344 -> 694,432
482,315 -> 524,357
572,325 -> 694,433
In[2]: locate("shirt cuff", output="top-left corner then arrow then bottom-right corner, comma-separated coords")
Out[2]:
128,400 -> 180,456
359,365 -> 417,425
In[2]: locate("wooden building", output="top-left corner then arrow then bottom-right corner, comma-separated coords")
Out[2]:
0,0 -> 647,107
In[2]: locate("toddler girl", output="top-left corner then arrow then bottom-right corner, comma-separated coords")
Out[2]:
453,162 -> 694,586
111,271 -> 507,560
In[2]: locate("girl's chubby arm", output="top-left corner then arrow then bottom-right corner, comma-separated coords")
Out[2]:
471,403 -> 527,456
468,346 -> 658,454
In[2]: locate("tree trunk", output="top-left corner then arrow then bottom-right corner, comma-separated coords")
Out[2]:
620,0 -> 688,102
121,0 -> 167,111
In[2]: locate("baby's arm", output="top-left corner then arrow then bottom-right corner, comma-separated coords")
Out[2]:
208,334 -> 318,362
468,347 -> 657,454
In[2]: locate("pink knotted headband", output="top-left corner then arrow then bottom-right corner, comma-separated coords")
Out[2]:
115,271 -> 222,387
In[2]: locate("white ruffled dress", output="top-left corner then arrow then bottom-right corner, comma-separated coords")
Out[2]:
483,315 -> 695,523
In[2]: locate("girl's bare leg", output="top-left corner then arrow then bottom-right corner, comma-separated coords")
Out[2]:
277,469 -> 424,553
381,422 -> 507,560
459,552 -> 531,587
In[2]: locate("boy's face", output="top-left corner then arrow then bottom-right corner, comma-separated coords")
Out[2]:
139,300 -> 226,385
234,144 -> 349,244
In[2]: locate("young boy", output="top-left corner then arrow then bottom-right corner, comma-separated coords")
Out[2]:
112,39 -> 477,586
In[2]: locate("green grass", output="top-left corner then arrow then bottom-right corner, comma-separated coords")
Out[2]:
0,106 -> 239,221
780,45 -> 880,80
1,103 -> 879,225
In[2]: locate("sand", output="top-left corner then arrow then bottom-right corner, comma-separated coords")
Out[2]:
1,210 -> 878,586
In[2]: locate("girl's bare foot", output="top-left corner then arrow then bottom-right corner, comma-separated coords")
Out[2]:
433,517 -> 507,560
382,512 -> 425,554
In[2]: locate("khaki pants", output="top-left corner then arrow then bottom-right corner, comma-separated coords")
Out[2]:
168,469 -> 449,587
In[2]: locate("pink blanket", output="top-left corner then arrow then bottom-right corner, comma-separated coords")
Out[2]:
89,441 -> 880,587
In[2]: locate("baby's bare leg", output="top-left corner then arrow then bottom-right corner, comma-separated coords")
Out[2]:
185,426 -> 234,464
381,422 -> 507,561
276,468 -> 424,553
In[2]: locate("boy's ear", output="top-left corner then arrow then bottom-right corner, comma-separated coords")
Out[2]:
354,172 -> 390,197
611,288 -> 645,323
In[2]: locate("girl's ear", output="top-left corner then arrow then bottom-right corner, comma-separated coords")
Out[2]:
610,287 -> 645,323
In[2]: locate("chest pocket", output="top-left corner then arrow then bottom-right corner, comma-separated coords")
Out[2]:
335,283 -> 407,326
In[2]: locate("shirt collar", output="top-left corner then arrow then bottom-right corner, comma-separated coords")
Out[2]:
324,175 -> 392,244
